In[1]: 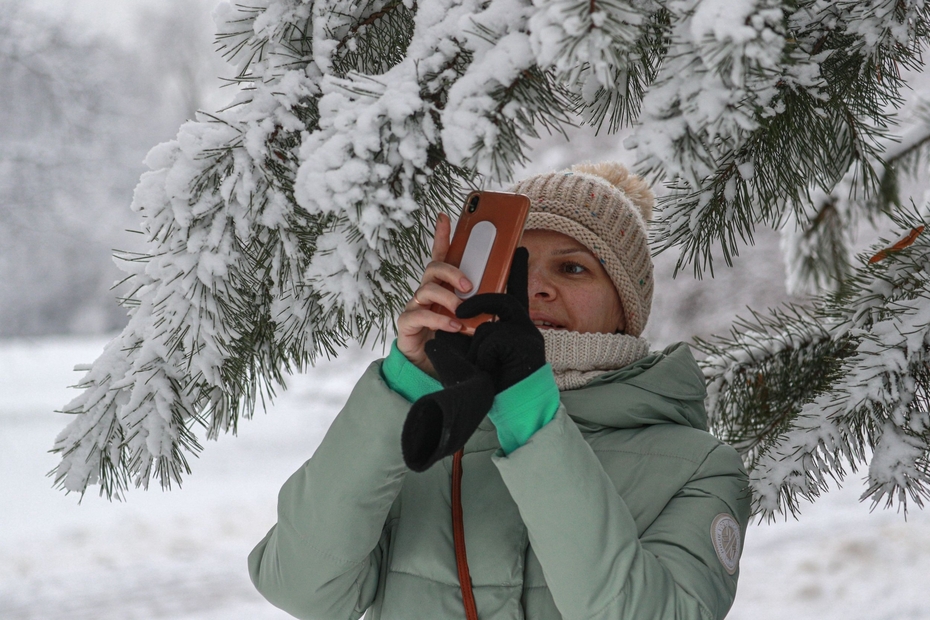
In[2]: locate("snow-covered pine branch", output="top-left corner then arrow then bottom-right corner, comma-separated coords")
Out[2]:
779,189 -> 854,296
530,0 -> 669,133
634,0 -> 929,276
698,306 -> 844,468
53,2 -> 326,497
529,0 -> 643,88
780,85 -> 930,298
701,208 -> 930,518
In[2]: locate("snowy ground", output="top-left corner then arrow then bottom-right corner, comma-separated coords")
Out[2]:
2,335 -> 929,620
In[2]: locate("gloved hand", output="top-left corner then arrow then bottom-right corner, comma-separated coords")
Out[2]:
456,247 -> 545,392
401,330 -> 495,472
401,248 -> 544,471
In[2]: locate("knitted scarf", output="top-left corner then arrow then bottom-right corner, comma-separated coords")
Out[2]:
542,329 -> 650,391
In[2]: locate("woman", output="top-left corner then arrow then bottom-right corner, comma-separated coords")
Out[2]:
249,162 -> 750,620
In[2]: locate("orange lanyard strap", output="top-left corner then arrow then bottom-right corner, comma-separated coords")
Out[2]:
452,449 -> 479,620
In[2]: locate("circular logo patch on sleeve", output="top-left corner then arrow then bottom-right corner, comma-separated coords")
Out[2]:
711,513 -> 741,575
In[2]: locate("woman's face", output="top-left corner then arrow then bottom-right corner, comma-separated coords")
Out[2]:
521,229 -> 626,334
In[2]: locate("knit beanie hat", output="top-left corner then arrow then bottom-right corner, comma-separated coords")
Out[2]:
511,162 -> 655,337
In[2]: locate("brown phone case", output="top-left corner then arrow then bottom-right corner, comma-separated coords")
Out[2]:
433,191 -> 531,335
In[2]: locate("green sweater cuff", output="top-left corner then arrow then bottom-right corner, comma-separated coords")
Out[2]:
489,364 -> 560,455
380,340 -> 442,403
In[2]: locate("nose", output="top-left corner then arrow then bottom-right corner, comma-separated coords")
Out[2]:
527,261 -> 555,300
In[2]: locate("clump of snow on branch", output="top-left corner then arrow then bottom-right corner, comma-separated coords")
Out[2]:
702,311 -> 829,430
295,69 -> 430,310
295,0 -> 543,312
832,0 -> 928,52
628,0 -> 786,189
528,0 -> 643,89
631,0 -> 928,277
442,25 -> 535,173
751,290 -> 930,515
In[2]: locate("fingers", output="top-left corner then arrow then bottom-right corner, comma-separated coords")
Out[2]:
397,304 -> 462,336
431,213 -> 452,262
410,213 -> 472,317
506,247 -> 529,311
410,260 -> 471,320
421,259 -> 472,295
455,293 -> 525,323
395,302 -> 462,377
395,212 -> 473,377
426,213 -> 471,291
408,280 -> 466,316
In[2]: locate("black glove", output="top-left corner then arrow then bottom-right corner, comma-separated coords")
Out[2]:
456,247 -> 546,393
401,331 -> 495,472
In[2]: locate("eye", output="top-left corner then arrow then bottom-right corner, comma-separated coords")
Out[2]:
560,261 -> 586,275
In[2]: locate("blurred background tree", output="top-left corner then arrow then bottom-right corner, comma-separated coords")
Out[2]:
0,0 -> 224,336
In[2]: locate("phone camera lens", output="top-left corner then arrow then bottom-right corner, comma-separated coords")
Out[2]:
467,195 -> 479,213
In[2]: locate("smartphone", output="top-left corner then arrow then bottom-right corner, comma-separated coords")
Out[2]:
433,191 -> 531,335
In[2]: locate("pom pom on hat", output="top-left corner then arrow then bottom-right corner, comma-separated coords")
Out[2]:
511,161 -> 654,337
571,161 -> 654,223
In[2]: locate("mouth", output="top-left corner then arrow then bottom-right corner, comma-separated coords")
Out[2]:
532,319 -> 566,330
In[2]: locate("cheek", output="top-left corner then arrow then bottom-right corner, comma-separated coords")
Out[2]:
610,295 -> 626,331
566,286 -> 624,332
599,290 -> 625,330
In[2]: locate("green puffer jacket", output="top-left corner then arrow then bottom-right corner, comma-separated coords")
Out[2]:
249,342 -> 750,620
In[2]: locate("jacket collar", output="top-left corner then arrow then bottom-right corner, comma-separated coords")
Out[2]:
559,342 -> 708,432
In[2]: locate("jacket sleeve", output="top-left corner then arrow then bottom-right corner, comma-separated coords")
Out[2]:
493,408 -> 750,620
248,361 -> 412,620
